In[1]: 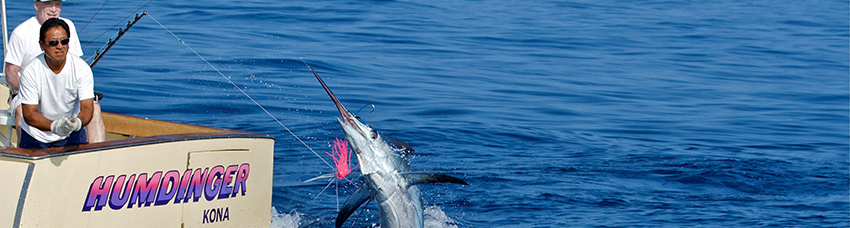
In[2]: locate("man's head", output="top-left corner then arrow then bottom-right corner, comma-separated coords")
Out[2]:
34,0 -> 64,24
39,18 -> 70,63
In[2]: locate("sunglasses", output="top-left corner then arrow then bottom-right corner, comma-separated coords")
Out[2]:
47,38 -> 70,47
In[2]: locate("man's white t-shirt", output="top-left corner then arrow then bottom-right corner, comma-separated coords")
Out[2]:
19,53 -> 94,143
5,16 -> 83,68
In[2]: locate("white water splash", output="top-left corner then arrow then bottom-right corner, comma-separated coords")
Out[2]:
270,207 -> 303,228
424,206 -> 460,228
268,206 -> 458,228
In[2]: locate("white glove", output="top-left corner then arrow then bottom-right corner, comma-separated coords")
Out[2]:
50,115 -> 82,137
67,114 -> 82,132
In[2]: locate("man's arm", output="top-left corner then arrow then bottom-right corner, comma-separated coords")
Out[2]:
4,62 -> 21,91
22,104 -> 52,131
21,100 -> 92,134
78,99 -> 93,126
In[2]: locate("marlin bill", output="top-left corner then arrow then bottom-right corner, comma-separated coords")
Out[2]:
308,66 -> 468,228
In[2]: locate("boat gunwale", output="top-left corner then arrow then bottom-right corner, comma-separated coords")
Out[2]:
0,131 -> 273,160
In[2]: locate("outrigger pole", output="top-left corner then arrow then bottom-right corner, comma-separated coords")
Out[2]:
2,0 -> 8,74
89,11 -> 145,68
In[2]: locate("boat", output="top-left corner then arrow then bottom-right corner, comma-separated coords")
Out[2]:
0,2 -> 275,228
0,112 -> 274,227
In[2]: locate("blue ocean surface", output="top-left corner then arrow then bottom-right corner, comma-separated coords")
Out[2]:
3,0 -> 848,227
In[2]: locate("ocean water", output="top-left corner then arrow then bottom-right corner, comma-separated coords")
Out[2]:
2,0 -> 848,227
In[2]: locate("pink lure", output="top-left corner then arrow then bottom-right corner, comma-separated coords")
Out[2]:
327,138 -> 356,179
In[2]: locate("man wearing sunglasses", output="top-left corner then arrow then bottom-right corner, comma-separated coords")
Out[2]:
17,18 -> 94,148
4,0 -> 106,146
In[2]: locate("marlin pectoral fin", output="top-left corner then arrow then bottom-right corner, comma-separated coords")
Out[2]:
386,137 -> 415,155
335,183 -> 377,228
402,172 -> 469,186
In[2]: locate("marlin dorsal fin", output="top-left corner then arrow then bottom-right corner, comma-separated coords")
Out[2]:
402,172 -> 469,186
335,183 -> 377,228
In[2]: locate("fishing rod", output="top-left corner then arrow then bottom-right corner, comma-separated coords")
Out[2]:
89,11 -> 146,68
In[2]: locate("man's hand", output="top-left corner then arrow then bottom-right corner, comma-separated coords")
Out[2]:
50,115 -> 82,137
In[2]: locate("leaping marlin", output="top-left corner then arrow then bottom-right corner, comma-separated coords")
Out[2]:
309,67 -> 468,228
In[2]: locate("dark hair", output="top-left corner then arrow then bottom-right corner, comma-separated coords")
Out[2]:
39,18 -> 70,42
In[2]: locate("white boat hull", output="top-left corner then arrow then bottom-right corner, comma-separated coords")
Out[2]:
0,113 -> 274,227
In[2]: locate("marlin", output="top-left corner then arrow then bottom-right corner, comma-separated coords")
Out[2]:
309,67 -> 468,228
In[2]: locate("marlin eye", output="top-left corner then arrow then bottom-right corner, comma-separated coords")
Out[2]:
370,129 -> 378,140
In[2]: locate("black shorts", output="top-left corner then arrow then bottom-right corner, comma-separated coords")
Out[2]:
18,128 -> 88,149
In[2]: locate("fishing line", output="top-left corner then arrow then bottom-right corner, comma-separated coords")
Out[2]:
76,0 -> 110,33
146,13 -> 334,170
78,0 -> 156,52
311,178 -> 341,212
66,0 -> 78,17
